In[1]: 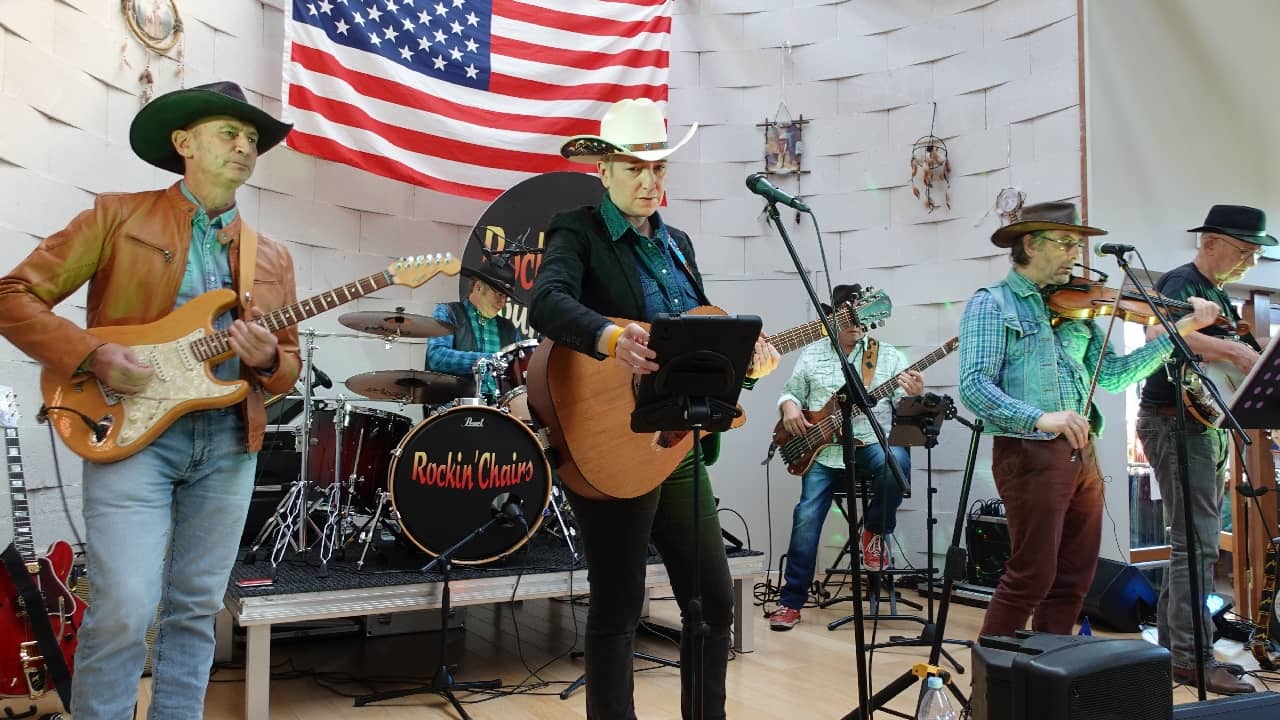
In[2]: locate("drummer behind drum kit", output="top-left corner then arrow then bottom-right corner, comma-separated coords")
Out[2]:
245,307 -> 579,576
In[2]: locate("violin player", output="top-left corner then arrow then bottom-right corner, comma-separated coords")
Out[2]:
1135,205 -> 1273,695
957,201 -> 1218,640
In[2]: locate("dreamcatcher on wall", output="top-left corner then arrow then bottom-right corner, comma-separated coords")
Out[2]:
910,103 -> 951,212
121,0 -> 185,104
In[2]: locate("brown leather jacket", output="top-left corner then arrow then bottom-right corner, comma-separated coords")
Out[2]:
0,182 -> 301,453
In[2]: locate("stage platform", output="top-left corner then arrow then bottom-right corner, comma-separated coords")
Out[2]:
217,534 -> 765,720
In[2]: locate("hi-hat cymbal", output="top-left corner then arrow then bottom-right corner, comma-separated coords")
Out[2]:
345,370 -> 473,405
339,310 -> 454,338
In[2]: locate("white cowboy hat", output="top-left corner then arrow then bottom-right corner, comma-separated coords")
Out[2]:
560,98 -> 698,164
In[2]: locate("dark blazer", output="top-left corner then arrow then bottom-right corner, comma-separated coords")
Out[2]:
530,205 -> 709,357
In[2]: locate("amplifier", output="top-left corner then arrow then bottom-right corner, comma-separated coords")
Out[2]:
967,514 -> 1010,588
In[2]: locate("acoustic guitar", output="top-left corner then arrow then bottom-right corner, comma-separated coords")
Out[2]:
527,290 -> 892,500
770,337 -> 959,476
40,254 -> 460,463
0,387 -> 87,699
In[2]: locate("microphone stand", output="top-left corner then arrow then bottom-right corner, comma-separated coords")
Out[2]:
1106,249 -> 1249,702
760,200 -> 908,720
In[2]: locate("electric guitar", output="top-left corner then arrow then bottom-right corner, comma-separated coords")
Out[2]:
0,387 -> 87,698
40,254 -> 460,463
770,337 -> 960,476
527,290 -> 892,500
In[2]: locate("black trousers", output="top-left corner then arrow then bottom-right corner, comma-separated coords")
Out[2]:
566,454 -> 733,720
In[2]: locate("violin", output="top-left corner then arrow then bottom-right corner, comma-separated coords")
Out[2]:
1042,276 -> 1245,333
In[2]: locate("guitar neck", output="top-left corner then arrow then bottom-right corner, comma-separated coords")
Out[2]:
4,428 -> 35,562
189,270 -> 394,363
768,305 -> 858,356
813,338 -> 959,433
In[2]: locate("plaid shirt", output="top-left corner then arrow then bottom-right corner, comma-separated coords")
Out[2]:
426,299 -> 510,396
958,268 -> 1174,437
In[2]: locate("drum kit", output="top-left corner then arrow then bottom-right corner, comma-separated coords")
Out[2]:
248,307 -> 578,575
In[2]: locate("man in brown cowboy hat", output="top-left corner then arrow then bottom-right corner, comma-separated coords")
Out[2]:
531,98 -> 779,720
426,251 -> 523,399
1136,204 -> 1273,695
0,80 -> 300,718
957,201 -> 1218,644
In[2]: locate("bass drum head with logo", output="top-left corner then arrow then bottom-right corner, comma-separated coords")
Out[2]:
389,405 -> 551,565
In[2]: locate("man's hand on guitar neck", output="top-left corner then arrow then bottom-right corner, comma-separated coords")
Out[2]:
746,335 -> 780,379
87,343 -> 154,395
228,309 -> 280,373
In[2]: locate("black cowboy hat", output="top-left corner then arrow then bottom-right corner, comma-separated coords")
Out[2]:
819,284 -> 862,317
129,81 -> 293,174
463,252 -> 518,297
990,201 -> 1107,248
1188,204 -> 1278,247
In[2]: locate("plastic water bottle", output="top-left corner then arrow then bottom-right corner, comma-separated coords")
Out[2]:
916,676 -> 957,720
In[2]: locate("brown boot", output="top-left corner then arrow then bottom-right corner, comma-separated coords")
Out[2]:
1172,664 -> 1255,695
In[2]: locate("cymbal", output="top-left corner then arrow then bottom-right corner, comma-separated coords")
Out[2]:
345,370 -> 473,405
339,310 -> 454,338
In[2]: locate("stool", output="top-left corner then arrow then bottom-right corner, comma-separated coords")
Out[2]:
819,490 -> 924,630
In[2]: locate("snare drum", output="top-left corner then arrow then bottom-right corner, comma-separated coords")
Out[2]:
492,339 -> 540,395
388,405 -> 551,564
308,405 -> 412,508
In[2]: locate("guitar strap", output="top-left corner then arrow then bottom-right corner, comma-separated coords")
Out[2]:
0,544 -> 72,710
237,222 -> 259,315
860,338 -> 879,389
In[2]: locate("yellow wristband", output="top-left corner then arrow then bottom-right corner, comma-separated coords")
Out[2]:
605,326 -> 625,358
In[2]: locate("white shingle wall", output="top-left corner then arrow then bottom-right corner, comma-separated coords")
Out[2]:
0,1 -> 1083,567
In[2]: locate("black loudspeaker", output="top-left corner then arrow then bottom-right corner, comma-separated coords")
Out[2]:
1172,692 -> 1280,718
239,426 -> 300,546
972,633 -> 1172,720
966,514 -> 1011,588
1081,557 -> 1157,632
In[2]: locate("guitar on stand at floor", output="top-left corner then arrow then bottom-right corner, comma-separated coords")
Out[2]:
0,387 -> 87,702
39,254 -> 460,465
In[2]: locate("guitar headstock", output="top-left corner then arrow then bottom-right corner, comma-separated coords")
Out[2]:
943,336 -> 960,353
841,288 -> 892,329
0,386 -> 18,429
388,253 -> 463,289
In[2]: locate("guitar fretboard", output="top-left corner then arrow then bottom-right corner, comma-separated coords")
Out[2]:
5,428 -> 34,562
768,304 -> 862,356
188,271 -> 394,362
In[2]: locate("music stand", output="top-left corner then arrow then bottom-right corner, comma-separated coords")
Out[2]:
630,313 -> 760,720
353,495 -> 523,718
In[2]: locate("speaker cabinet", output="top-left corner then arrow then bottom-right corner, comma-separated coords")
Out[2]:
1081,557 -> 1157,632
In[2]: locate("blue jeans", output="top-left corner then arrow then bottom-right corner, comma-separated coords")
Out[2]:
779,444 -> 910,610
1136,413 -> 1228,668
73,409 -> 255,720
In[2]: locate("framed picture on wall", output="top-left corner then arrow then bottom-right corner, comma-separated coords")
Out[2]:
123,0 -> 183,53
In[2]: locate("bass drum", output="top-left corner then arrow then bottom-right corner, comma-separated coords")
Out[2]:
388,405 -> 551,565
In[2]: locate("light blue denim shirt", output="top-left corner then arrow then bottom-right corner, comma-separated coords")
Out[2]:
177,182 -> 239,381
958,268 -> 1174,438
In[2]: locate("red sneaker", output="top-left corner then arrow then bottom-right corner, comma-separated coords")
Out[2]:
861,529 -> 890,571
769,605 -> 801,631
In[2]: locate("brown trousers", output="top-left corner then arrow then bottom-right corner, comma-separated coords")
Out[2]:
979,436 -> 1104,636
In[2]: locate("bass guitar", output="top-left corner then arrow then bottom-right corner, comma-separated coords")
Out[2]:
527,289 -> 892,500
770,337 -> 960,476
0,387 -> 87,699
40,254 -> 460,463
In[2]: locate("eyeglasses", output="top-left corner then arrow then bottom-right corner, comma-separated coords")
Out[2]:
1222,240 -> 1265,259
1038,234 -> 1088,252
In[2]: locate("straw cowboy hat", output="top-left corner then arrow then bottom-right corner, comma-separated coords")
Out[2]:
560,98 -> 697,164
1188,204 -> 1278,247
129,81 -> 293,174
989,201 -> 1107,249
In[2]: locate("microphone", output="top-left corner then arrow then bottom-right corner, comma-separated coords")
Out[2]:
311,365 -> 333,389
490,492 -> 526,527
1093,242 -> 1136,257
745,173 -> 810,212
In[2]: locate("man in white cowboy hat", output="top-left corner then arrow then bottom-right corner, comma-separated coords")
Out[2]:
426,251 -> 523,399
0,80 -> 301,718
1136,204 -> 1274,695
957,201 -> 1218,643
531,98 -> 779,720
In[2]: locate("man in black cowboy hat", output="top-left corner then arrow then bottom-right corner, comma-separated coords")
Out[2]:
426,252 -> 523,399
1135,204 -> 1273,695
767,283 -> 925,631
957,201 -> 1218,644
0,81 -> 300,718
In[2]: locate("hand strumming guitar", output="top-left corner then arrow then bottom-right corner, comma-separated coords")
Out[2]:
87,343 -> 154,395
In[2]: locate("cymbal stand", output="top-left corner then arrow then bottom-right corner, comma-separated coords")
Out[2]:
261,330 -> 322,573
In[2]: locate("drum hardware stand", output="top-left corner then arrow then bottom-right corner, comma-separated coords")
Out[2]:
354,496 -> 521,718
354,489 -> 396,570
544,482 -> 579,563
839,396 -> 982,720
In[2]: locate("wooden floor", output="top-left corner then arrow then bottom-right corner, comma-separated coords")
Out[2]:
116,579 -> 1275,719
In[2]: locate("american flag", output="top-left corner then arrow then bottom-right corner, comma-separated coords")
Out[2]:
283,0 -> 673,201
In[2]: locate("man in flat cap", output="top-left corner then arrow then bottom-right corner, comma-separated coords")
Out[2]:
957,201 -> 1217,643
0,81 -> 300,718
1136,205 -> 1273,695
